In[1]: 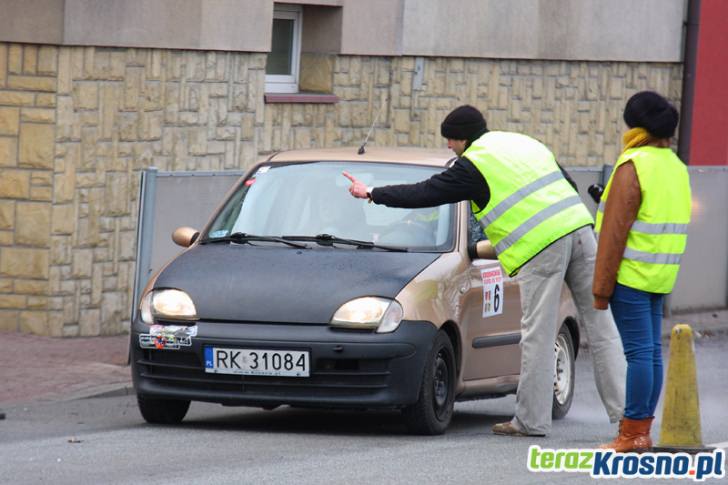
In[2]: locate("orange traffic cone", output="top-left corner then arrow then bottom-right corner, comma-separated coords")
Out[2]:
653,324 -> 713,453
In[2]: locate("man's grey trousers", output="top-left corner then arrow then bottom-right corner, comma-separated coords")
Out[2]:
511,226 -> 626,436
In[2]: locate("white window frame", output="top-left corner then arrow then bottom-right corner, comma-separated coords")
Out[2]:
265,5 -> 302,94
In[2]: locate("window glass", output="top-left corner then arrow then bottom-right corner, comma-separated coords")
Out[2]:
265,6 -> 301,93
267,18 -> 294,75
207,162 -> 456,252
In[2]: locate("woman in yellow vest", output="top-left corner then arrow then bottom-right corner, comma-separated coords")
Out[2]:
593,91 -> 691,452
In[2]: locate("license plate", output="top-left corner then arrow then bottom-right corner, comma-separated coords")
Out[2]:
204,347 -> 310,377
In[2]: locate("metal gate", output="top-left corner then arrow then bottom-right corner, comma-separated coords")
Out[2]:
132,166 -> 728,320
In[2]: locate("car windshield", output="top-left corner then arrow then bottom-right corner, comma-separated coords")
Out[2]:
205,161 -> 456,252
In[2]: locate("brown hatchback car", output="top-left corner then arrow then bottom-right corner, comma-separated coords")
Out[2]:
131,147 -> 579,434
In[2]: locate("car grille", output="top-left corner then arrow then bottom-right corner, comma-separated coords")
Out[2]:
136,350 -> 392,398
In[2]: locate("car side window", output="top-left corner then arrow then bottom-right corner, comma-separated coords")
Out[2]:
468,206 -> 487,246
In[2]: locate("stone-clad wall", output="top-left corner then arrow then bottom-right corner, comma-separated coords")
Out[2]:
49,48 -> 273,337
0,44 -> 58,335
0,42 -> 682,336
320,57 -> 683,166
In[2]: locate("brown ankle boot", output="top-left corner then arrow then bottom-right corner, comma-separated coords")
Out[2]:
600,418 -> 624,449
599,417 -> 653,452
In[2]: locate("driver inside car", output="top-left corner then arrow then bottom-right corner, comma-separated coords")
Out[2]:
310,185 -> 369,241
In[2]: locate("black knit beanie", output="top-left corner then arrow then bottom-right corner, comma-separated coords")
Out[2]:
440,105 -> 488,142
623,91 -> 679,139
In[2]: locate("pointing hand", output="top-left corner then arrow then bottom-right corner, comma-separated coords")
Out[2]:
342,171 -> 370,200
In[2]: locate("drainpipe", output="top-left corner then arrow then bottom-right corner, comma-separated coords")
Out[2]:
668,0 -> 701,316
677,0 -> 700,164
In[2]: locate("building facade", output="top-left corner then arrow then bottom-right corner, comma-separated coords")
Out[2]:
0,0 -> 687,335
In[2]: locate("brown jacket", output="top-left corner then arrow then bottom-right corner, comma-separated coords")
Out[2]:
592,161 -> 641,309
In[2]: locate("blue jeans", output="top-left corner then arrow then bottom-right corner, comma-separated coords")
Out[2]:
610,283 -> 664,419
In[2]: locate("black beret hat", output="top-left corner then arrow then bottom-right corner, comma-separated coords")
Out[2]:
441,105 -> 488,142
623,91 -> 679,139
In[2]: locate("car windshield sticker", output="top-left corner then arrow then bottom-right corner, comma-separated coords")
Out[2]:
139,325 -> 198,350
481,267 -> 504,318
209,230 -> 228,238
246,166 -> 270,185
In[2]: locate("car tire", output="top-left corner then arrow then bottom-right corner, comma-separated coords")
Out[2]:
137,395 -> 190,424
552,324 -> 576,420
402,331 -> 456,435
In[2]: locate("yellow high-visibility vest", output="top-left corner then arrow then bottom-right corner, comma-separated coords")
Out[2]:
466,131 -> 593,276
595,146 -> 691,294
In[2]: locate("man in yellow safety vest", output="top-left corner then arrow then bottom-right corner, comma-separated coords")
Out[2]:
344,105 -> 626,437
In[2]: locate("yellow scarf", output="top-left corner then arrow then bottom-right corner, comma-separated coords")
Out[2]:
622,127 -> 654,152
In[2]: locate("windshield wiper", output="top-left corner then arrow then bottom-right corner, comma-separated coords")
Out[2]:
200,232 -> 309,249
281,234 -> 408,252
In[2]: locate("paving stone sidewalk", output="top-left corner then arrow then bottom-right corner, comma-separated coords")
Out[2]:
0,332 -> 131,407
664,308 -> 728,338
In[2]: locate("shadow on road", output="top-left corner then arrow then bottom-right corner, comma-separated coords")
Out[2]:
156,405 -> 514,437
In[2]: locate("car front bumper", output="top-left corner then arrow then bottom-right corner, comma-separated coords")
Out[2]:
130,318 -> 438,409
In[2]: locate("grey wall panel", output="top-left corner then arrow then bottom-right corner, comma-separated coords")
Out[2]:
565,168 -> 602,216
133,170 -> 243,320
340,0 -> 404,56
3,0 -> 684,61
200,0 -> 272,52
670,168 -> 728,311
64,0 -> 201,50
399,0 -> 685,61
565,167 -> 727,313
63,0 -> 271,52
0,0 -> 64,44
133,167 -> 727,320
568,167 -> 727,313
148,173 -> 243,277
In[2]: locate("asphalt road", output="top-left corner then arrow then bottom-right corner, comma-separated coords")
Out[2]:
2,336 -> 727,485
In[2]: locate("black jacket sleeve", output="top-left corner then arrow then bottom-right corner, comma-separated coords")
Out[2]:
370,157 -> 490,210
370,157 -> 576,210
557,163 -> 578,192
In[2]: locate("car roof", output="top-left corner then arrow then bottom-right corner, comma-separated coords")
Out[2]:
267,146 -> 455,167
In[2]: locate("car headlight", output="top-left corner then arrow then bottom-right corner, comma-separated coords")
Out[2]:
139,289 -> 198,324
330,297 -> 403,333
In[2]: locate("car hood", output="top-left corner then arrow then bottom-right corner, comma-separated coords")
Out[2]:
153,244 -> 441,323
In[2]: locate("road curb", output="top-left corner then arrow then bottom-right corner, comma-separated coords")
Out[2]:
680,326 -> 728,340
579,318 -> 728,350
59,381 -> 135,402
661,322 -> 728,341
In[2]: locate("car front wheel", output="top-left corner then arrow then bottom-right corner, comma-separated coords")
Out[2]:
552,323 -> 576,419
137,395 -> 190,424
402,331 -> 456,435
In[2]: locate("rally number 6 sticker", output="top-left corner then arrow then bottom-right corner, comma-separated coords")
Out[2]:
481,267 -> 504,318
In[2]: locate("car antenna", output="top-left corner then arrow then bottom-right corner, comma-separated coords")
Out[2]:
358,98 -> 386,155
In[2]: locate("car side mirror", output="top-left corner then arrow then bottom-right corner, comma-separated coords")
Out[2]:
172,226 -> 200,247
468,240 -> 497,260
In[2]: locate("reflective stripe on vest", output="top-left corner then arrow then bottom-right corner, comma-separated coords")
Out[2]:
466,131 -> 593,275
481,171 -> 565,227
597,204 -> 689,245
630,221 -> 689,235
485,195 -> 584,254
595,146 -> 691,293
596,205 -> 689,237
622,247 -> 682,265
